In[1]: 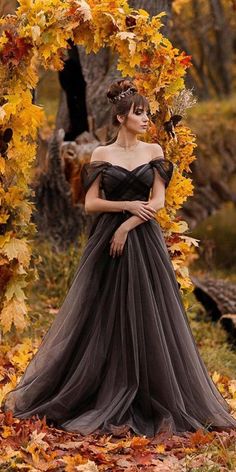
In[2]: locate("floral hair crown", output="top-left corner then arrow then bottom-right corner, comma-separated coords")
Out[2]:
108,87 -> 137,104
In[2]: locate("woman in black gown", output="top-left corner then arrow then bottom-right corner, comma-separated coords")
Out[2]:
2,78 -> 236,437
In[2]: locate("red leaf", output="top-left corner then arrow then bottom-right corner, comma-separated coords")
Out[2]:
0,31 -> 32,66
179,52 -> 192,67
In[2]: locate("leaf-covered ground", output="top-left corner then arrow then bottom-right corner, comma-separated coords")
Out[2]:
1,410 -> 236,471
0,234 -> 236,471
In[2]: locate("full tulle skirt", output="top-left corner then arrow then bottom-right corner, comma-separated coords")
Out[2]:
2,212 -> 236,437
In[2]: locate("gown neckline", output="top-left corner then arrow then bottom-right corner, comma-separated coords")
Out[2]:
89,156 -> 165,174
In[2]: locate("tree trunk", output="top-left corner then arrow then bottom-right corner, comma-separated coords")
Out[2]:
170,30 -> 210,99
172,0 -> 232,98
209,0 -> 232,95
56,40 -> 89,140
33,129 -> 87,249
0,0 -> 18,15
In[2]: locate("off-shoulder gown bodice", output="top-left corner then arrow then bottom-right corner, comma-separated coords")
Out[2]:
2,156 -> 236,437
81,156 -> 174,200
81,157 -> 174,234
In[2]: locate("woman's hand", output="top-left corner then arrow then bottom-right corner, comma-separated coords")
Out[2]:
126,201 -> 156,221
109,225 -> 128,258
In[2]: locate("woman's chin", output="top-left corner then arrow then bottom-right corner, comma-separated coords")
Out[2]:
137,129 -> 148,134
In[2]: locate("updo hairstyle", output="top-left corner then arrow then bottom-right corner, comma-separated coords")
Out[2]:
106,78 -> 150,127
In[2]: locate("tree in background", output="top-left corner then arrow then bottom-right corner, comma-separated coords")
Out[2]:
171,0 -> 235,98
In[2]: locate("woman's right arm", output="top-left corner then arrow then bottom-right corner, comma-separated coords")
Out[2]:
84,148 -> 129,214
84,173 -> 129,214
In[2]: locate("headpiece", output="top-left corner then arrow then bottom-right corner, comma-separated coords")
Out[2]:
108,87 -> 137,104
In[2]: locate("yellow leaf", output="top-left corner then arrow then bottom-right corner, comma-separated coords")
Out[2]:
2,238 -> 31,266
31,25 -> 41,41
128,40 -> 136,57
4,187 -> 24,208
0,232 -> 11,248
0,211 -> 10,224
172,220 -> 188,233
103,12 -> 118,27
75,0 -> 92,22
137,9 -> 149,17
36,11 -> 46,28
155,444 -> 166,453
212,371 -> 221,384
25,443 -> 40,464
0,382 -> 18,405
228,380 -> 236,399
15,264 -> 27,275
17,0 -> 33,12
5,279 -> 27,302
116,31 -> 136,41
227,398 -> 236,411
18,201 -> 33,223
180,235 -> 200,247
27,431 -> 48,451
0,156 -> 6,173
2,94 -> 21,117
11,352 -> 33,371
1,426 -> 13,438
0,297 -> 28,333
0,106 -> 6,121
170,241 -> 189,252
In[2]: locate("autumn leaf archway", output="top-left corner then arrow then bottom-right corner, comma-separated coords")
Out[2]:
0,0 -> 197,334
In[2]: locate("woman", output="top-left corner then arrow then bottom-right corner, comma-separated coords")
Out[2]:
2,78 -> 236,437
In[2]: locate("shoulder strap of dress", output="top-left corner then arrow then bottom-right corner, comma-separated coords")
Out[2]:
81,160 -> 109,192
150,157 -> 174,188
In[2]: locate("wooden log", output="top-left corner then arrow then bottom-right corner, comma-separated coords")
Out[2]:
191,275 -> 236,344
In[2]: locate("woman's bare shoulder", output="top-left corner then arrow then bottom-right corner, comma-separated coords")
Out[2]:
90,145 -> 109,163
148,142 -> 164,157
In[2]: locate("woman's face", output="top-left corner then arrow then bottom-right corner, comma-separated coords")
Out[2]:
117,102 -> 150,134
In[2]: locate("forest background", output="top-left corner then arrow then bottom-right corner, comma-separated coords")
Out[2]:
0,1 -> 236,471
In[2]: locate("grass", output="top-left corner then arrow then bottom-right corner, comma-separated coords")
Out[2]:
189,202 -> 236,278
36,69 -> 60,118
186,92 -> 236,122
184,291 -> 236,379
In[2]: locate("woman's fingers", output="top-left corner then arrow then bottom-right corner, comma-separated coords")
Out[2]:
143,208 -> 155,216
110,241 -> 123,257
112,247 -> 123,257
141,203 -> 156,212
144,205 -> 156,214
139,208 -> 156,220
142,206 -> 156,217
138,210 -> 148,220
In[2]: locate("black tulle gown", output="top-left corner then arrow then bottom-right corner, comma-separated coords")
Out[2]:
2,157 -> 236,437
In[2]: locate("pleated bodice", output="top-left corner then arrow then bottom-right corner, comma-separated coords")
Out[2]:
81,157 -> 175,202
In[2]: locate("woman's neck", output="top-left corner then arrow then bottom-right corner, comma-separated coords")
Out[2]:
115,130 -> 139,149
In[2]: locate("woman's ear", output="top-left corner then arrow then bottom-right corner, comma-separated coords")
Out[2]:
116,114 -> 124,125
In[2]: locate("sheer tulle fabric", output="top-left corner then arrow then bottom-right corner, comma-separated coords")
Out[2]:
2,157 -> 236,437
